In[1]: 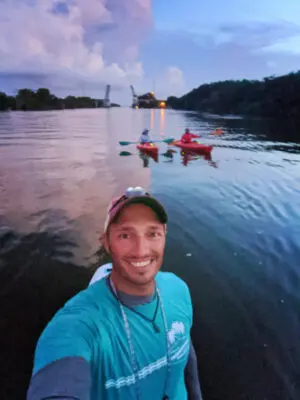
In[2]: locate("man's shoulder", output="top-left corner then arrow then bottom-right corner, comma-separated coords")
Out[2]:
156,271 -> 190,295
66,277 -> 108,306
49,278 -> 110,325
157,271 -> 187,284
33,279 -> 112,374
157,272 -> 193,322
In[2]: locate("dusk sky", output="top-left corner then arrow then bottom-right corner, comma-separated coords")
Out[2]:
1,0 -> 300,104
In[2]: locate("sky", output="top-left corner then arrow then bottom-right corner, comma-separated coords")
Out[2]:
1,0 -> 300,105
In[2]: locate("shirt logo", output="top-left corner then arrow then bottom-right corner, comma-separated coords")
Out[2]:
168,321 -> 189,365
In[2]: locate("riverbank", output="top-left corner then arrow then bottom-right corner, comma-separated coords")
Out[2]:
0,88 -> 120,111
167,70 -> 300,124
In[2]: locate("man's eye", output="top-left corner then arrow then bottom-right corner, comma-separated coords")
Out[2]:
149,231 -> 161,238
119,233 -> 129,239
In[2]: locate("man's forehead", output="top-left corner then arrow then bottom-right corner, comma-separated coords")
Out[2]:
112,223 -> 164,231
111,214 -> 165,231
115,203 -> 162,222
113,217 -> 164,228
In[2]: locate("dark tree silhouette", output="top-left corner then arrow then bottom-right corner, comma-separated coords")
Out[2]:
0,88 -> 119,111
167,71 -> 300,120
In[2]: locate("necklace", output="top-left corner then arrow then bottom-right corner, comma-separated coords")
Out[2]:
110,285 -> 161,333
109,277 -> 171,399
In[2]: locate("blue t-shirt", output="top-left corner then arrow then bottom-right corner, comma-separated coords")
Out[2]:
140,133 -> 151,143
31,272 -> 193,399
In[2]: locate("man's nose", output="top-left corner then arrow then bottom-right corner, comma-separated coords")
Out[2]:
134,235 -> 150,257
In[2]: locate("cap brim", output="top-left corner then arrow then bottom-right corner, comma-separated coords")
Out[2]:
111,195 -> 168,226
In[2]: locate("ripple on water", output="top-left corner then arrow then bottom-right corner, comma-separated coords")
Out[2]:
1,110 -> 300,400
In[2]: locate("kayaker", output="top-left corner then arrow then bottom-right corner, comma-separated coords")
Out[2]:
140,128 -> 152,144
181,128 -> 200,144
27,186 -> 203,400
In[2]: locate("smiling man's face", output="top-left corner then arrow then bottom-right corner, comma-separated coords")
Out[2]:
104,203 -> 166,295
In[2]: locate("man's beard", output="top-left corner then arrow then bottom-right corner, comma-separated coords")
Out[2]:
110,250 -> 160,288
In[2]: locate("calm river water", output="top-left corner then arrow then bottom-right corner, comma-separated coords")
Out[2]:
0,108 -> 300,400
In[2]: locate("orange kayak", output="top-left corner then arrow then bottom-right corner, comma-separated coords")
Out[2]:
173,140 -> 213,154
136,143 -> 159,154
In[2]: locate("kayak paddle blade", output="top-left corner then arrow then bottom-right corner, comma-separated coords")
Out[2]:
119,141 -> 137,146
119,138 -> 174,146
162,138 -> 175,144
119,151 -> 132,156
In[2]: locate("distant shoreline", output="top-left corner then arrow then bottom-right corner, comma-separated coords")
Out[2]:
167,70 -> 300,121
0,88 -> 120,111
1,106 -> 121,112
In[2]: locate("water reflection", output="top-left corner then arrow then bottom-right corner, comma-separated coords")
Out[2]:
161,149 -> 176,162
148,108 -> 165,136
150,108 -> 155,130
1,109 -> 300,400
180,150 -> 218,168
0,109 -> 151,265
138,151 -> 159,167
160,108 -> 165,135
187,111 -> 300,145
119,147 -> 217,168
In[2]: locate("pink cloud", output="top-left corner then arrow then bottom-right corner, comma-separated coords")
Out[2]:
0,0 -> 152,90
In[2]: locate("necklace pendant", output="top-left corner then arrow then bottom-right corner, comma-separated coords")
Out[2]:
153,321 -> 160,333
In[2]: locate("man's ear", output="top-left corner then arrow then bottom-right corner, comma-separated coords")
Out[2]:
100,233 -> 110,254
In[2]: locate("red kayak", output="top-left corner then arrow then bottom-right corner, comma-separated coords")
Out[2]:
136,142 -> 159,154
173,140 -> 213,154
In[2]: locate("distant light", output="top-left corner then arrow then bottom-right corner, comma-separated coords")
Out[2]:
151,92 -> 154,95
159,101 -> 166,108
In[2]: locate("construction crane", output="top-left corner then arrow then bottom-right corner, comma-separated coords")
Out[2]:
103,85 -> 111,108
130,85 -> 138,108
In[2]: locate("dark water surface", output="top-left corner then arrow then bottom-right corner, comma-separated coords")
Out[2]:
0,109 -> 300,399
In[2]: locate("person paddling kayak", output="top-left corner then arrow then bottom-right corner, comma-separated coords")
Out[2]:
181,128 -> 200,144
140,128 -> 152,144
27,186 -> 203,400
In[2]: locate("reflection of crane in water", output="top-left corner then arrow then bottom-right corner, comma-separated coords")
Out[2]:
130,85 -> 166,109
103,85 -> 111,108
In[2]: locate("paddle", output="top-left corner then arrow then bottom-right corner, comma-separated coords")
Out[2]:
119,138 -> 175,146
119,151 -> 133,156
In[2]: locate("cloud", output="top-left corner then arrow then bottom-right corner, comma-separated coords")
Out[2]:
72,0 -> 112,25
218,21 -> 300,50
0,0 -> 152,99
157,67 -> 185,98
140,20 -> 300,96
259,35 -> 300,55
92,0 -> 153,64
2,2 -> 300,103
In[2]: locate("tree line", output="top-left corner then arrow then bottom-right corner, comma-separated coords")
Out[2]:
167,71 -> 300,119
0,88 -> 120,111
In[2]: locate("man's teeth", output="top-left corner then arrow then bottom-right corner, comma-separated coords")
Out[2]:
130,260 -> 152,268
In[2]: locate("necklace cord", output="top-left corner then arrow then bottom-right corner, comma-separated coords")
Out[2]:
108,277 -> 170,399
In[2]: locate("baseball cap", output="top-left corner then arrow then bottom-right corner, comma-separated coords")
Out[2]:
104,186 -> 168,232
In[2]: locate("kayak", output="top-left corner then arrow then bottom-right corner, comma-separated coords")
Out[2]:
173,140 -> 213,154
136,142 -> 159,154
